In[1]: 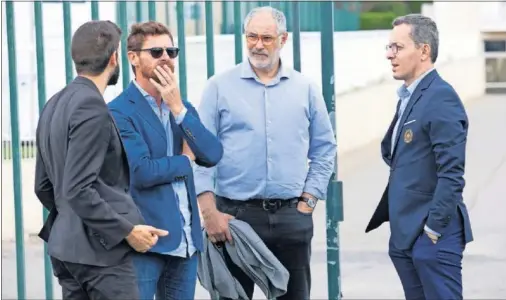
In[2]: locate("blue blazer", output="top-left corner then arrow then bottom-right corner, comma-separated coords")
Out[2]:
366,70 -> 473,250
108,82 -> 223,253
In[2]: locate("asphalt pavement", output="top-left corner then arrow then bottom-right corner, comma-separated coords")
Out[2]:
2,94 -> 505,299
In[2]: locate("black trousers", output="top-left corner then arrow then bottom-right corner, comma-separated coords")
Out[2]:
50,254 -> 139,300
217,197 -> 313,300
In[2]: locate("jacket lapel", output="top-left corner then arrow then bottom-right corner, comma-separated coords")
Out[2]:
381,101 -> 401,166
391,90 -> 422,159
391,69 -> 439,163
126,82 -> 167,141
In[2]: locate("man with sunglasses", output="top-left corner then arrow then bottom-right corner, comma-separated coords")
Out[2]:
108,21 -> 223,300
195,6 -> 337,300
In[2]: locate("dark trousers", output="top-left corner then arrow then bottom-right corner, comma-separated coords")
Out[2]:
389,212 -> 466,300
132,251 -> 198,300
217,197 -> 313,300
50,254 -> 139,300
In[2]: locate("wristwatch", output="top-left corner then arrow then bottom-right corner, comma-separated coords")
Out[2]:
299,196 -> 317,209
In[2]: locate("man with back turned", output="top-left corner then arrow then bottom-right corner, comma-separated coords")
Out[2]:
34,20 -> 168,299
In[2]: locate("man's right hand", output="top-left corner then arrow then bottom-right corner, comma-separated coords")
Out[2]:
202,208 -> 234,244
125,225 -> 169,253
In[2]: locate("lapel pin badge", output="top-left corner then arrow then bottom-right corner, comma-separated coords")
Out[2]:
404,128 -> 413,143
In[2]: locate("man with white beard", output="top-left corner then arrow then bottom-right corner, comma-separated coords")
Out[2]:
195,6 -> 337,300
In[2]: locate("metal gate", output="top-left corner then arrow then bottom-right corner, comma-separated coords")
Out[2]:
3,1 -> 344,299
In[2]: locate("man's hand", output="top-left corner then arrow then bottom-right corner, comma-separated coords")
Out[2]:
425,230 -> 439,244
182,140 -> 196,161
125,225 -> 169,253
297,192 -> 317,214
150,65 -> 184,116
198,192 -> 234,244
202,209 -> 234,244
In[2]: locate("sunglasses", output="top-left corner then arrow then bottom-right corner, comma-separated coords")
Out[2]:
137,47 -> 179,59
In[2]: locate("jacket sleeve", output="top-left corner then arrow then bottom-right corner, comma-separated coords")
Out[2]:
109,106 -> 193,189
424,88 -> 468,235
178,101 -> 223,168
62,97 -> 133,250
34,145 -> 55,211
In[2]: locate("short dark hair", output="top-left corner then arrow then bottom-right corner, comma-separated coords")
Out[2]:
392,14 -> 439,63
71,20 -> 122,76
127,21 -> 174,74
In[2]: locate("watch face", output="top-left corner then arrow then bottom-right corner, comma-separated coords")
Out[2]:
307,199 -> 316,208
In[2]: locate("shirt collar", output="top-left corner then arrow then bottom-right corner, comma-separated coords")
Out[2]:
397,67 -> 435,99
132,79 -> 150,97
132,79 -> 159,107
240,58 -> 291,81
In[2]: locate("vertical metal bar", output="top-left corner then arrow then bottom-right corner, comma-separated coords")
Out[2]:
117,1 -> 130,89
176,1 -> 187,100
63,1 -> 73,84
34,2 -> 54,297
136,0 -> 143,22
194,3 -> 202,36
165,1 -> 170,26
221,1 -> 228,34
233,1 -> 242,64
91,0 -> 99,20
205,1 -> 215,78
6,2 -> 26,299
148,0 -> 156,21
292,1 -> 301,72
320,2 -> 343,300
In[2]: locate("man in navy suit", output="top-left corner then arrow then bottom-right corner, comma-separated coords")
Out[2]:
366,14 -> 473,300
108,21 -> 223,300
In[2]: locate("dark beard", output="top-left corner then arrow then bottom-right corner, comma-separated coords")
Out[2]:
143,62 -> 175,84
107,64 -> 120,86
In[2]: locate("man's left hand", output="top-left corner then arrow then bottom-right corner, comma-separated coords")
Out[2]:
297,193 -> 317,214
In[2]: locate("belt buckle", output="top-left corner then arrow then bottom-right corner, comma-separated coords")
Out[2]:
262,199 -> 278,213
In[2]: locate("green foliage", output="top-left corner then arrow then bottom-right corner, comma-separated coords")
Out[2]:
359,1 -> 432,30
360,11 -> 397,30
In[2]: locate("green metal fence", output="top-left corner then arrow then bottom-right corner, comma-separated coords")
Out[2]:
4,1 -> 344,299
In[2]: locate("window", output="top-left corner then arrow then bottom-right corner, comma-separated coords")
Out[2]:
485,57 -> 506,83
484,40 -> 506,52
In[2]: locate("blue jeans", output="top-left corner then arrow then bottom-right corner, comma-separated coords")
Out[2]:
132,251 -> 198,300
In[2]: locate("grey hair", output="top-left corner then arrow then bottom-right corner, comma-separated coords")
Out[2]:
392,14 -> 439,63
243,6 -> 287,34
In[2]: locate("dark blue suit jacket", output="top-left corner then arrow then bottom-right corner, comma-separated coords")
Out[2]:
366,70 -> 473,250
108,82 -> 223,253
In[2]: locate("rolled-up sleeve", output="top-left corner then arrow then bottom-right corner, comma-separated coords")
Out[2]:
194,80 -> 220,196
303,82 -> 337,200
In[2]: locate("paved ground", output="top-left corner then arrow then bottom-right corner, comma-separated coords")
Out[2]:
2,94 -> 505,299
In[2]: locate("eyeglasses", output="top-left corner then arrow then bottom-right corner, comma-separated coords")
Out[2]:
136,47 -> 179,59
385,43 -> 404,54
245,33 -> 279,46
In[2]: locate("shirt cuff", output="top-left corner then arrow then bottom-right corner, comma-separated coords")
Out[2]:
174,107 -> 187,125
302,185 -> 325,201
424,224 -> 441,237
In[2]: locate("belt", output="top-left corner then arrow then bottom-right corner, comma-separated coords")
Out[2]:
219,196 -> 299,213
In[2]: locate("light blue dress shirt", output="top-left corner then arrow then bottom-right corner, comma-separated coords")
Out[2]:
194,60 -> 337,201
391,68 -> 440,237
132,80 -> 196,257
